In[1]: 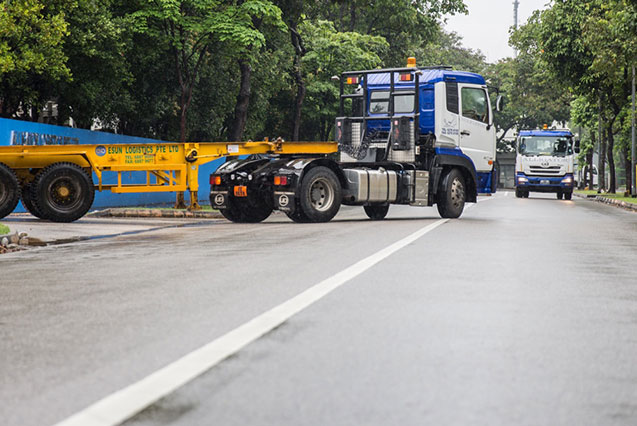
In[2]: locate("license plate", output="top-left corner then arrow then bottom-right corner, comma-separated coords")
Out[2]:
234,185 -> 247,197
540,180 -> 550,185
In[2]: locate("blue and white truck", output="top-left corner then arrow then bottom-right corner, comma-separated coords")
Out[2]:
210,58 -> 502,222
514,129 -> 580,200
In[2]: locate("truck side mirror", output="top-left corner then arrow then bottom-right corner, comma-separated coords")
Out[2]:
574,139 -> 580,154
496,95 -> 505,112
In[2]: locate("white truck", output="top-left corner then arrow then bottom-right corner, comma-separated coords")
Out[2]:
514,129 -> 580,199
210,59 -> 502,222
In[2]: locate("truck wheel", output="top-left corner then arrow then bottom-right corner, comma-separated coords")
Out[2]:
21,183 -> 47,219
285,208 -> 311,223
523,191 -> 529,198
564,191 -> 572,200
0,162 -> 20,219
557,192 -> 563,200
515,188 -> 523,198
298,166 -> 342,223
31,162 -> 95,223
437,168 -> 465,219
364,204 -> 389,220
222,194 -> 272,223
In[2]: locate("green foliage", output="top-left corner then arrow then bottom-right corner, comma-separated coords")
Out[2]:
0,0 -> 73,116
0,223 -> 9,235
1,0 -> 475,142
300,20 -> 388,140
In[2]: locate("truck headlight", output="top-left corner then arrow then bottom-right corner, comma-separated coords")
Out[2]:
517,176 -> 528,183
561,176 -> 573,185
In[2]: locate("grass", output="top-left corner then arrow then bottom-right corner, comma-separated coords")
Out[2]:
0,223 -> 9,235
575,189 -> 637,205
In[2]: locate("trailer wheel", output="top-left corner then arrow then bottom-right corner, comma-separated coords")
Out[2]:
31,162 -> 95,223
221,194 -> 272,223
364,204 -> 389,220
437,168 -> 465,219
0,162 -> 20,219
20,183 -> 47,219
298,166 -> 342,223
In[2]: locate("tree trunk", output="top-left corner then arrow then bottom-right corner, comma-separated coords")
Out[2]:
587,131 -> 595,189
623,145 -> 631,194
598,96 -> 606,192
179,88 -> 189,143
349,3 -> 356,32
290,27 -> 306,141
606,125 -> 616,193
229,58 -> 252,142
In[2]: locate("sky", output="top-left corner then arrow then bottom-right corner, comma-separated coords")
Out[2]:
444,0 -> 551,63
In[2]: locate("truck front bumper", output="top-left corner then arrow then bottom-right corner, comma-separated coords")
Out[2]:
515,173 -> 574,193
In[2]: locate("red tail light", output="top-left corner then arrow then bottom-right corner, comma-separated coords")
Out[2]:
210,175 -> 221,185
274,176 -> 288,186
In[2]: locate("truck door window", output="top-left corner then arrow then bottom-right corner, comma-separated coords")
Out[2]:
370,91 -> 414,114
461,87 -> 488,124
446,82 -> 459,114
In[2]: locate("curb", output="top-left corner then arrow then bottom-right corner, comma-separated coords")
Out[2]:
574,193 -> 637,213
87,208 -> 224,219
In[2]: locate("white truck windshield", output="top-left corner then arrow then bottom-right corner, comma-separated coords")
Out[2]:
518,136 -> 572,157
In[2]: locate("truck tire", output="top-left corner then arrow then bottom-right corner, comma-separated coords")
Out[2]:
564,191 -> 572,200
285,208 -> 311,223
30,162 -> 95,223
515,188 -> 523,198
298,166 -> 342,223
364,204 -> 389,220
21,183 -> 47,219
437,168 -> 465,219
0,162 -> 20,219
221,194 -> 272,223
557,191 -> 563,200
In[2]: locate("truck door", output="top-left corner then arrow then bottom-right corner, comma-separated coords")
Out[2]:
458,84 -> 495,172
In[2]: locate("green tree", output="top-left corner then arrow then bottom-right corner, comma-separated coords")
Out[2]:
55,0 -> 134,129
129,0 -> 285,142
299,20 -> 388,140
0,0 -> 72,118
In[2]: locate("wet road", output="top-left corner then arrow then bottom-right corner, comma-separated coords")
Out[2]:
1,192 -> 636,426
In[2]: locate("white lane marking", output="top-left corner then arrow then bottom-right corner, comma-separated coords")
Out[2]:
54,218 -> 449,426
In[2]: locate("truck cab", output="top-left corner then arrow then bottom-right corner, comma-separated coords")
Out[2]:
514,129 -> 579,200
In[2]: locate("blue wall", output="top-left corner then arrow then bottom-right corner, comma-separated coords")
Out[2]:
0,118 -> 223,212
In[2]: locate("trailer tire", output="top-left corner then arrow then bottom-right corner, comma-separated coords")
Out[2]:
0,162 -> 20,219
364,204 -> 389,220
221,194 -> 272,223
21,183 -> 47,219
31,162 -> 95,223
298,166 -> 342,223
437,168 -> 465,219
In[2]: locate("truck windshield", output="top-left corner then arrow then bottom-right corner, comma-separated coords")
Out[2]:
369,91 -> 414,114
518,136 -> 573,157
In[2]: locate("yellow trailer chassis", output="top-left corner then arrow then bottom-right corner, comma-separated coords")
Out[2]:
0,140 -> 337,222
